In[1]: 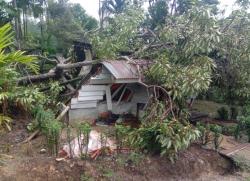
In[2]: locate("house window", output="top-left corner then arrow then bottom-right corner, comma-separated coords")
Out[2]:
111,84 -> 133,103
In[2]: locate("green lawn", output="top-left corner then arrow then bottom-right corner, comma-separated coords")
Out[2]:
192,100 -> 230,118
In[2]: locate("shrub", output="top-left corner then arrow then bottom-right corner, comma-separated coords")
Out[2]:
43,120 -> 62,156
76,122 -> 91,158
115,124 -> 131,153
196,122 -> 212,145
217,107 -> 229,120
128,119 -> 200,162
33,106 -> 62,155
210,124 -> 223,150
242,105 -> 250,116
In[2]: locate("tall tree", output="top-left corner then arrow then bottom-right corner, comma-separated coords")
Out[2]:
71,4 -> 98,31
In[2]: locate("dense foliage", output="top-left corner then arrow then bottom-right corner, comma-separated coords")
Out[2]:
0,23 -> 37,120
115,101 -> 200,161
0,0 -> 98,55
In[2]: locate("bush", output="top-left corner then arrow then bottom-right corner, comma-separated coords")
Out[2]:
33,106 -> 62,155
210,124 -> 222,150
242,105 -> 250,116
128,119 -> 200,162
76,122 -> 91,158
115,124 -> 131,153
43,120 -> 62,156
196,122 -> 212,145
217,107 -> 229,120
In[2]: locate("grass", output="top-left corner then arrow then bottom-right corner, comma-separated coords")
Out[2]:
192,100 -> 230,118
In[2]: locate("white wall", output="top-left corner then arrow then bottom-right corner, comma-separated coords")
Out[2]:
69,83 -> 149,121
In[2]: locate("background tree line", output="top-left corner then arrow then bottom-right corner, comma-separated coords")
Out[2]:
0,0 -> 98,54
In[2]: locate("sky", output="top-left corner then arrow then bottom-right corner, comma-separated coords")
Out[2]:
70,0 -> 237,19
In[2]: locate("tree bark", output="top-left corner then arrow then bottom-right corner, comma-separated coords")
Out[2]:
18,61 -> 98,84
18,72 -> 56,84
56,60 -> 97,70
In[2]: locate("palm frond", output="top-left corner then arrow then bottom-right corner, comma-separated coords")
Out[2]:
0,24 -> 38,73
0,23 -> 13,50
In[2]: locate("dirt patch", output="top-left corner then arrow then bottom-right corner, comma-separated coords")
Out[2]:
0,118 -> 249,181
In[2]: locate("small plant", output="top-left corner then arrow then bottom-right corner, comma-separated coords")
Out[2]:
66,126 -> 74,158
210,124 -> 223,151
76,122 -> 91,158
43,120 -> 62,156
99,130 -> 110,149
32,105 -> 62,155
234,116 -> 246,140
217,107 -> 229,120
33,105 -> 55,130
196,122 -> 212,145
115,124 -> 131,153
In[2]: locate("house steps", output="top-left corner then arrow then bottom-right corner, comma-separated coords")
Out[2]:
70,85 -> 107,110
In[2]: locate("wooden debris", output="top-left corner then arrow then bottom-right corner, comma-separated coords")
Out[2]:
22,130 -> 40,143
56,105 -> 70,121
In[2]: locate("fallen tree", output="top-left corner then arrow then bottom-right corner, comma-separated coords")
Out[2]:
18,60 -> 98,85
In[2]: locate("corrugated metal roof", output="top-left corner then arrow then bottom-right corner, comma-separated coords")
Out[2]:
102,61 -> 140,80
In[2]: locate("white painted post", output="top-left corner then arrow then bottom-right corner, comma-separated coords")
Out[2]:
106,85 -> 112,111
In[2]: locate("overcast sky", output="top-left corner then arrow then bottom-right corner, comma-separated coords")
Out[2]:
70,0 -> 236,19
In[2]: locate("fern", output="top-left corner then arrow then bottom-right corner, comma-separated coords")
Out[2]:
0,24 -> 38,71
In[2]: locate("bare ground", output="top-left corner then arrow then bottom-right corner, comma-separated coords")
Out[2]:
0,118 -> 249,181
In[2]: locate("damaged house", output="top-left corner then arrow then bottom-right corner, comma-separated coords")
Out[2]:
69,60 -> 152,122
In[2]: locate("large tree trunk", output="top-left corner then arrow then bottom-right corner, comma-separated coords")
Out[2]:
18,60 -> 98,85
13,0 -> 20,49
